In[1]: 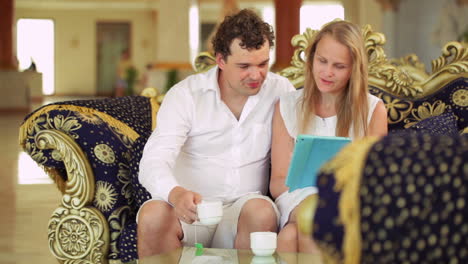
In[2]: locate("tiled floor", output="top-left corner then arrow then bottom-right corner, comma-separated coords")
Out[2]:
0,97 -> 98,264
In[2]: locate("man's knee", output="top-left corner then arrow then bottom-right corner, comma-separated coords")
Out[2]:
138,200 -> 181,234
137,200 -> 184,256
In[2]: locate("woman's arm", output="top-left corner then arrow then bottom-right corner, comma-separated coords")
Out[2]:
270,101 -> 295,199
368,100 -> 388,137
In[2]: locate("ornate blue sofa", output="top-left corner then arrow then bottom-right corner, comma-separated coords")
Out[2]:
20,25 -> 467,264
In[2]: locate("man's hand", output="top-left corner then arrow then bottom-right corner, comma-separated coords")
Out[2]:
168,186 -> 202,224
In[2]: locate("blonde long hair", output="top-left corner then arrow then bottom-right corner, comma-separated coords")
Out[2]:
298,20 -> 369,138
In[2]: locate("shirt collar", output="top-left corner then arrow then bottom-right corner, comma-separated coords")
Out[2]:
202,66 -> 221,93
202,65 -> 270,96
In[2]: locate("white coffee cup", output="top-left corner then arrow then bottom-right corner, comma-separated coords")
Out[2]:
196,200 -> 223,225
250,232 -> 277,256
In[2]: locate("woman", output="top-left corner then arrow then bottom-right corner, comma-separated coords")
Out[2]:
270,20 -> 388,253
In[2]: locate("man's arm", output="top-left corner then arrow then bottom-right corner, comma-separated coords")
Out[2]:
138,85 -> 192,202
139,85 -> 205,223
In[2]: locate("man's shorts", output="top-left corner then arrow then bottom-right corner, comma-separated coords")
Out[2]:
137,193 -> 280,249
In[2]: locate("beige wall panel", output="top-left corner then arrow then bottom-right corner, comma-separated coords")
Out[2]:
15,8 -> 156,96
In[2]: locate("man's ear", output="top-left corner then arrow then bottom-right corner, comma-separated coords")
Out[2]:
216,53 -> 226,70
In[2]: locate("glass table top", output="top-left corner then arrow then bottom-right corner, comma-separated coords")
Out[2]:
139,246 -> 323,264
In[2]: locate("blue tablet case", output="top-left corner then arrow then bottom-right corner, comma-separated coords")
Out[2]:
286,134 -> 351,191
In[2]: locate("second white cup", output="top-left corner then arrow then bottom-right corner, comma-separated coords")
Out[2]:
250,231 -> 277,256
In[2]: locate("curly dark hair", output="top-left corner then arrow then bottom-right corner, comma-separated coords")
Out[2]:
212,9 -> 275,60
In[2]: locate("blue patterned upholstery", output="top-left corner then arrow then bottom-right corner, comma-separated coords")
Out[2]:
20,96 -> 154,263
370,77 -> 467,132
408,108 -> 459,135
119,132 -> 153,262
390,108 -> 459,137
313,133 -> 468,263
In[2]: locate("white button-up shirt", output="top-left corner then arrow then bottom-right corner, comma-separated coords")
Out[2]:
139,66 -> 295,203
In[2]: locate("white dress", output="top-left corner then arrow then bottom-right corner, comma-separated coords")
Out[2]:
275,89 -> 382,228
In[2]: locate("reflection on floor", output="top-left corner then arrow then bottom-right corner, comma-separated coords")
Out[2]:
0,96 -> 102,264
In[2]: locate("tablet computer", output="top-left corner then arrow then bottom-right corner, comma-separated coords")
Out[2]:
286,134 -> 351,192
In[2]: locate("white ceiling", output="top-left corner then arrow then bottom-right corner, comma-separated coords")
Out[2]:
15,0 -> 272,10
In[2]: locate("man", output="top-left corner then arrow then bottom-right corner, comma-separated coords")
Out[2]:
137,9 -> 295,257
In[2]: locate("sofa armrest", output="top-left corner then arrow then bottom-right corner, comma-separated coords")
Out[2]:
302,133 -> 468,264
296,194 -> 318,236
33,128 -> 109,262
19,92 -> 158,263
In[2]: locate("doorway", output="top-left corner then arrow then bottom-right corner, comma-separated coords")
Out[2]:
96,22 -> 130,96
16,18 -> 55,95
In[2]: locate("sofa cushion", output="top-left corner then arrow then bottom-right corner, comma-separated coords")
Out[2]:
389,108 -> 459,136
408,108 -> 459,135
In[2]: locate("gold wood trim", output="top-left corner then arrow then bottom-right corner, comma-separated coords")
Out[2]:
36,129 -> 94,207
141,87 -> 161,131
389,54 -> 428,83
36,129 -> 109,263
19,104 -> 140,148
48,206 -> 109,264
420,41 -> 468,96
363,24 -> 425,97
278,28 -> 316,89
194,51 -> 216,73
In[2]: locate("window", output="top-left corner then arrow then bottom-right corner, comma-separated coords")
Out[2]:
189,2 -> 200,66
300,2 -> 345,32
261,6 -> 276,66
17,152 -> 52,184
17,18 -> 55,95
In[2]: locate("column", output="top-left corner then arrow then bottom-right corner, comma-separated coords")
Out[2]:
272,0 -> 302,72
156,0 -> 193,68
375,0 -> 401,58
343,0 -> 359,25
0,0 -> 15,70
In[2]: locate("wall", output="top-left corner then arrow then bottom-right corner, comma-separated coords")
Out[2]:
394,0 -> 448,71
341,0 -> 382,32
0,71 -> 29,110
15,8 -> 156,96
12,0 -> 393,97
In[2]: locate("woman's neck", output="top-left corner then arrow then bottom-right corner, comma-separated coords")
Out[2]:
315,93 -> 339,118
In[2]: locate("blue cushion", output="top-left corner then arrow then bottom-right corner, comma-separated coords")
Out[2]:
389,108 -> 459,136
409,108 -> 459,135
